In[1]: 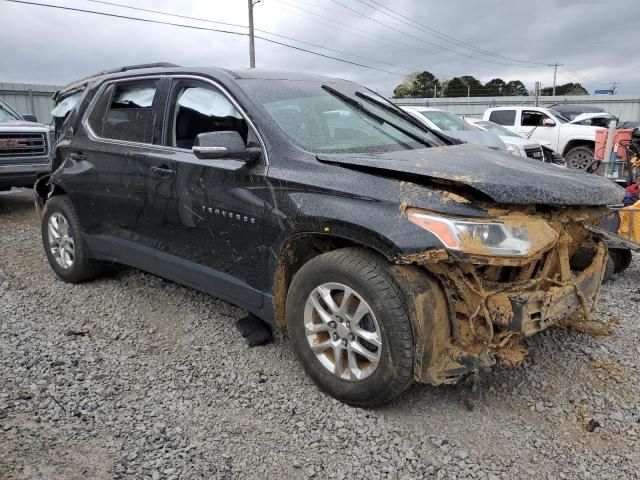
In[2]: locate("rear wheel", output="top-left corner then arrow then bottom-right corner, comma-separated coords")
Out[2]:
566,145 -> 594,170
41,195 -> 104,283
286,248 -> 414,407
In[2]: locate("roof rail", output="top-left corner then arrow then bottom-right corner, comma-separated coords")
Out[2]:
53,62 -> 180,101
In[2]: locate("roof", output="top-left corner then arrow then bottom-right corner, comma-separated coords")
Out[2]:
221,68 -> 347,83
54,64 -> 349,102
54,62 -> 179,101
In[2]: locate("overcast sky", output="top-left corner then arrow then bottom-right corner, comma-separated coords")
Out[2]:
1,0 -> 638,96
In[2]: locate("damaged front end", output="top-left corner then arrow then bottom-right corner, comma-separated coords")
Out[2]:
396,206 -> 608,386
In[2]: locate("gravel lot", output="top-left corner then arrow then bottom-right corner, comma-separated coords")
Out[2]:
1,188 -> 639,479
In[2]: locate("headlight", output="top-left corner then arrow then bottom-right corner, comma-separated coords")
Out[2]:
505,143 -> 522,156
406,210 -> 558,257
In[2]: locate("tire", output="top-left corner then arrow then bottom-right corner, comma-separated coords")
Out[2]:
41,195 -> 104,283
609,248 -> 633,274
565,145 -> 594,170
602,255 -> 615,283
286,248 -> 414,407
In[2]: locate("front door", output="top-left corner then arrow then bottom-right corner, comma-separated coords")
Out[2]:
142,78 -> 268,307
516,110 -> 559,150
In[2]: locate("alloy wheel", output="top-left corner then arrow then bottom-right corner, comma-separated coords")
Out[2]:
568,151 -> 592,169
47,212 -> 75,269
303,282 -> 382,381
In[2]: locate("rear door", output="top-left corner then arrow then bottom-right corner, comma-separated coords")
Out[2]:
59,77 -> 164,252
141,76 -> 269,307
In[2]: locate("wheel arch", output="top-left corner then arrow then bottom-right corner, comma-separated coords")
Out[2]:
562,138 -> 594,156
272,232 -> 397,330
34,174 -> 68,216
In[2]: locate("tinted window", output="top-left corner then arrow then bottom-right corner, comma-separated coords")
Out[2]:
90,80 -> 159,143
488,110 -> 516,126
168,83 -> 247,150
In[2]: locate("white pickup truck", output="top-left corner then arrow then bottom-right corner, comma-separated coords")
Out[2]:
483,106 -> 604,169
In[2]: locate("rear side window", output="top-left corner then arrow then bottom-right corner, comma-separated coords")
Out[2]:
88,80 -> 159,143
488,110 -> 516,126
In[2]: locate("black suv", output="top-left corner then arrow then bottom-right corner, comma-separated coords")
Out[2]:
36,64 -> 623,406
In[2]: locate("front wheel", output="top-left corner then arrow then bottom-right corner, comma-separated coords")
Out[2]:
286,248 -> 414,407
610,248 -> 633,274
565,145 -> 594,170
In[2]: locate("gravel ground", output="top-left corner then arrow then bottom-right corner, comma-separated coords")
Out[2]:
1,188 -> 639,480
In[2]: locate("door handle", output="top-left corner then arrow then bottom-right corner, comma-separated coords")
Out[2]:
150,165 -> 175,177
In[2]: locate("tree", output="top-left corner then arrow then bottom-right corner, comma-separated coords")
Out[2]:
459,75 -> 484,95
484,78 -> 507,96
540,82 -> 588,96
410,71 -> 440,98
443,77 -> 467,97
391,71 -> 440,98
443,75 -> 483,97
392,84 -> 411,98
503,80 -> 529,96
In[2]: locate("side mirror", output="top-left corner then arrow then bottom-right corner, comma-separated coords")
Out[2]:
22,114 -> 38,122
192,131 -> 261,162
542,118 -> 555,127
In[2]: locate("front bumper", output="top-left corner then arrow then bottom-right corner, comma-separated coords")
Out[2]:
0,163 -> 50,189
407,240 -> 607,386
488,242 -> 606,337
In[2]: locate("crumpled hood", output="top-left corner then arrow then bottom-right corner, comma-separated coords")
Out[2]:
317,143 -> 624,206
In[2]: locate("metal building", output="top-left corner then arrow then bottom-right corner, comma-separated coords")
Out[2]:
0,82 -> 62,124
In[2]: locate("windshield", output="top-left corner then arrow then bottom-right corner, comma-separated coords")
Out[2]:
476,120 -> 521,137
419,110 -> 478,132
0,101 -> 20,122
545,109 -> 570,123
239,80 -> 445,154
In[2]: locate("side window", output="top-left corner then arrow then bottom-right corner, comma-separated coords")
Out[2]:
167,82 -> 248,150
89,80 -> 159,143
488,110 -> 516,126
521,110 -> 550,127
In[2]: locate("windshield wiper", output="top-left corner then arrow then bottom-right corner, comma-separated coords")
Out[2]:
354,91 -> 457,145
321,85 -> 433,148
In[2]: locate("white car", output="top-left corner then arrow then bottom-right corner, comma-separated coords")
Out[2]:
483,106 -> 604,169
401,106 -> 507,152
465,118 -> 546,161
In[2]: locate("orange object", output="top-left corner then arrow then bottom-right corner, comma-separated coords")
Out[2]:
595,128 -> 634,160
618,199 -> 640,243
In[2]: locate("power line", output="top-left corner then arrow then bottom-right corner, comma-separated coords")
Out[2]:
3,0 -> 411,77
84,0 -> 413,72
354,0 -> 549,67
325,0 -> 543,68
274,0 -> 527,77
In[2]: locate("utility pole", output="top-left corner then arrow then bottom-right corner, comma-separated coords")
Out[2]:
550,63 -> 563,96
611,81 -> 618,95
248,0 -> 259,68
534,82 -> 540,107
